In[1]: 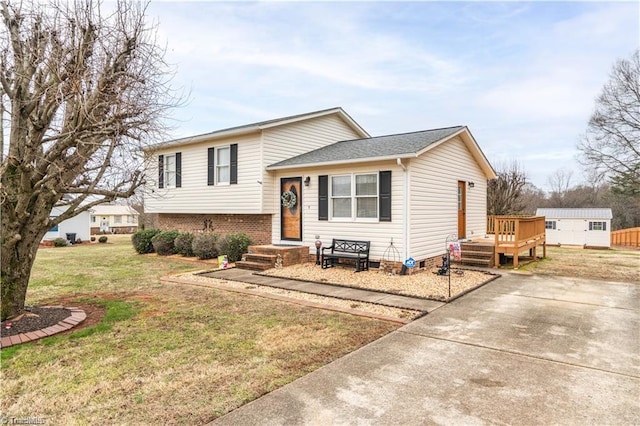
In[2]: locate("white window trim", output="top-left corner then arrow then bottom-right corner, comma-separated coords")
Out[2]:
216,146 -> 231,185
164,154 -> 177,189
329,173 -> 379,222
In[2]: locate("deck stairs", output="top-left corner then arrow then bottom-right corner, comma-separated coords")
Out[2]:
452,241 -> 494,268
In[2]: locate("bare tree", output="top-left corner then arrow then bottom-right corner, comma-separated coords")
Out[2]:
0,1 -> 178,320
546,168 -> 573,207
487,161 -> 528,215
578,49 -> 640,196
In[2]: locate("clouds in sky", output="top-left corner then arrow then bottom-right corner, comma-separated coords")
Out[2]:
148,1 -> 638,190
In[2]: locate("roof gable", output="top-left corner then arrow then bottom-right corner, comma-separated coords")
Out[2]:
147,107 -> 369,151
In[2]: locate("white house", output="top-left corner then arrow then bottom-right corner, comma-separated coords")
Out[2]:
42,206 -> 92,243
537,208 -> 613,248
90,204 -> 139,234
145,107 -> 496,268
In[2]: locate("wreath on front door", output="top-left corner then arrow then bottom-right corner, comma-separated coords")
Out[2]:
281,190 -> 297,208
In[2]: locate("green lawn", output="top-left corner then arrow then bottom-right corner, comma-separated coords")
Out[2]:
1,235 -> 398,424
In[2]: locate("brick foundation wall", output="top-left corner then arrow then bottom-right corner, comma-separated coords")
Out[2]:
157,214 -> 272,245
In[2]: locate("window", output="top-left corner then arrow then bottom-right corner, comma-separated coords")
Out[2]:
49,217 -> 58,232
330,174 -> 378,220
164,154 -> 176,188
216,147 -> 230,184
545,221 -> 556,230
356,174 -> 378,218
158,152 -> 181,188
127,215 -> 136,224
589,221 -> 606,231
114,215 -> 122,224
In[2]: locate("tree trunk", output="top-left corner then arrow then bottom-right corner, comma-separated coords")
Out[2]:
1,236 -> 40,320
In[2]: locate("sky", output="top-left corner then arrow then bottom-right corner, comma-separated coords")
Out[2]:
146,1 -> 639,191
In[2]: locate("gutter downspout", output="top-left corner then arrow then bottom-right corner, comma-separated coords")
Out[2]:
397,158 -> 408,261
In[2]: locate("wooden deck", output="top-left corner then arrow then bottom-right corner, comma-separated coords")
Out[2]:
486,215 -> 547,267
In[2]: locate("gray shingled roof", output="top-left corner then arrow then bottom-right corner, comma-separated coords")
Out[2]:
267,126 -> 464,169
536,208 -> 613,219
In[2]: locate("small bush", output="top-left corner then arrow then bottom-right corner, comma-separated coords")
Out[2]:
174,232 -> 195,257
98,236 -> 108,243
151,230 -> 181,256
131,229 -> 161,254
192,233 -> 220,260
53,238 -> 68,247
90,236 -> 96,242
220,233 -> 253,262
75,237 -> 83,244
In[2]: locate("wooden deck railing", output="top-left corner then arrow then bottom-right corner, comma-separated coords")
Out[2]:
611,227 -> 640,247
490,215 -> 546,267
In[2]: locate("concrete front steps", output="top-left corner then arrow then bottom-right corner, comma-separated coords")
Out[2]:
452,241 -> 494,268
235,244 -> 309,271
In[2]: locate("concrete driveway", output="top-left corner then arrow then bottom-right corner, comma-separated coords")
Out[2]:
214,273 -> 640,425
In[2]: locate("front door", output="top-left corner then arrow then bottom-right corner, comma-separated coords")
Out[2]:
280,177 -> 302,241
457,181 -> 466,239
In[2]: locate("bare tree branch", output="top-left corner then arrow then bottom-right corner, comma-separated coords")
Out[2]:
578,49 -> 640,196
1,0 -> 182,320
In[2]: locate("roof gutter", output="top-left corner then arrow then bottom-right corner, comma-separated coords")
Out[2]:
397,158 -> 408,261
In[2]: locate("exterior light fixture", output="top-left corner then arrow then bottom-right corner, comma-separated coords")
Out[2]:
304,176 -> 311,187
468,182 -> 475,188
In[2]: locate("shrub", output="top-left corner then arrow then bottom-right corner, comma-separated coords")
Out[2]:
192,233 -> 220,260
90,236 -> 96,242
220,233 -> 253,262
151,230 -> 181,256
174,232 -> 195,257
131,229 -> 161,254
98,236 -> 108,243
53,238 -> 68,247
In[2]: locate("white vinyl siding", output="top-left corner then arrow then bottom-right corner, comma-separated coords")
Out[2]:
272,161 -> 404,260
409,135 -> 488,260
262,114 -> 364,214
145,133 -> 263,214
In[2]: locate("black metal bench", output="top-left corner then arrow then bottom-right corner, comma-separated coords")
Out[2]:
321,239 -> 370,272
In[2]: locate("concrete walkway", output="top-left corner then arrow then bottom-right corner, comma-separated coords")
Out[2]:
213,272 -> 640,425
203,268 -> 445,312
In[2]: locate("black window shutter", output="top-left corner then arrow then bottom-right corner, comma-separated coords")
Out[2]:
158,155 -> 164,189
379,171 -> 392,222
318,175 -> 328,221
207,148 -> 215,186
230,144 -> 238,184
603,222 -> 606,231
175,152 -> 182,188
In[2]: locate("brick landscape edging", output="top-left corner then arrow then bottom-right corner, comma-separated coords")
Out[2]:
0,307 -> 87,348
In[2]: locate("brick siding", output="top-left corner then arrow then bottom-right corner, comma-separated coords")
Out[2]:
157,214 -> 272,245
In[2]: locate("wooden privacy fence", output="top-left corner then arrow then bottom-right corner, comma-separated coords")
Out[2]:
611,227 -> 640,247
491,215 -> 546,267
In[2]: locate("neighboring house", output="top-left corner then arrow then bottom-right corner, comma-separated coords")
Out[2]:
145,107 -> 496,268
537,208 -> 613,248
42,206 -> 92,243
90,205 -> 140,234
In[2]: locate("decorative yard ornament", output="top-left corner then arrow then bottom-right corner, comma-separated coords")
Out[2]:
281,191 -> 297,208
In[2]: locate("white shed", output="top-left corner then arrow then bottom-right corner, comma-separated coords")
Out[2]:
536,208 -> 612,248
42,206 -> 92,243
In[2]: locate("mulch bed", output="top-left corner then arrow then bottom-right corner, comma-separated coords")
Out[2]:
1,306 -> 71,338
